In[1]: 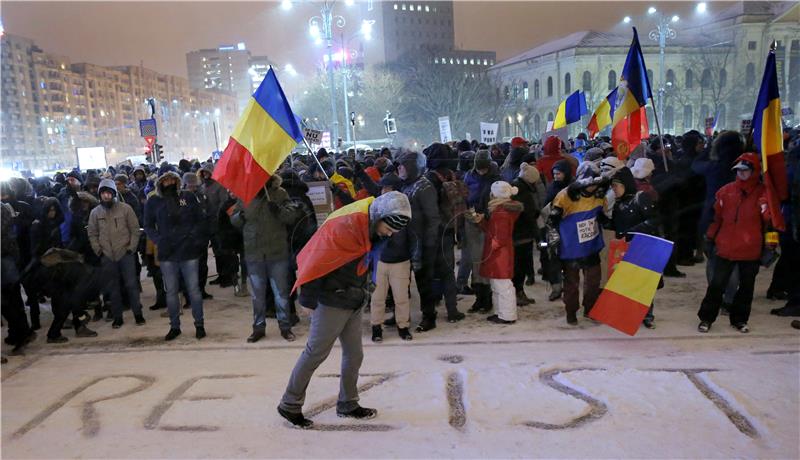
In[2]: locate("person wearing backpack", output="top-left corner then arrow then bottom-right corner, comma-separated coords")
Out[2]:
424,143 -> 467,326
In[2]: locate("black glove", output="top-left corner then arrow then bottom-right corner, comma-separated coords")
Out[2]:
267,201 -> 281,214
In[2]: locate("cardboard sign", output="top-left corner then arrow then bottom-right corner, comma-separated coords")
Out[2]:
480,122 -> 498,144
303,128 -> 323,145
321,131 -> 331,149
438,116 -> 452,143
740,119 -> 752,135
305,180 -> 334,224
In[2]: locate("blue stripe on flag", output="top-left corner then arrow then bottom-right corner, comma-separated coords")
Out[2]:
251,68 -> 303,142
623,233 -> 674,274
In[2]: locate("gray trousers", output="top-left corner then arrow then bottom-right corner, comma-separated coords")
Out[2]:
280,305 -> 363,414
465,220 -> 487,285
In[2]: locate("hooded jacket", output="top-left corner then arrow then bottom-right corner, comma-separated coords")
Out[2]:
537,136 -> 578,183
87,179 -> 141,261
545,159 -> 574,204
143,171 -> 208,262
199,164 -> 228,234
611,167 -> 659,237
230,175 -> 297,262
479,199 -> 523,279
511,164 -> 544,242
397,152 -> 440,266
706,153 -> 770,261
464,151 -> 500,214
31,197 -> 65,258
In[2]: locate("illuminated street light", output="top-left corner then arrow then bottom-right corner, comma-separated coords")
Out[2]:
345,0 -> 354,6
281,0 -> 292,11
696,2 -> 707,13
648,7 -> 657,15
671,15 -> 680,23
360,19 -> 374,41
623,16 -> 632,23
284,63 -> 298,76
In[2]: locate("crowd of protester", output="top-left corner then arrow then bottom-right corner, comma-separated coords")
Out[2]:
2,127 -> 800,357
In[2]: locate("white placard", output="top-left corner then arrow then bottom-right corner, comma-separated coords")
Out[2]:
438,116 -> 452,143
321,131 -> 331,149
76,147 -> 107,170
303,128 -> 322,145
306,183 -> 330,206
480,122 -> 498,144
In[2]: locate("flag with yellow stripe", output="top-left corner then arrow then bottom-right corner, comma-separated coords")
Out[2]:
589,233 -> 673,336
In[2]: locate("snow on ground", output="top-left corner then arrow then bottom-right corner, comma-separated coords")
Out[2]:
2,261 -> 799,459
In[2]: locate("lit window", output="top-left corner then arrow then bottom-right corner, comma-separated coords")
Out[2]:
434,58 -> 439,63
483,59 -> 488,65
470,59 -> 475,65
417,5 -> 421,11
425,5 -> 429,11
402,4 -> 406,10
449,58 -> 454,64
456,58 -> 460,64
394,3 -> 398,9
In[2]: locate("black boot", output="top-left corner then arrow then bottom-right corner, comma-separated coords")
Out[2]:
477,284 -> 493,313
372,325 -> 383,343
415,317 -> 436,332
468,283 -> 488,313
277,406 -> 313,428
337,406 -> 377,419
247,329 -> 265,343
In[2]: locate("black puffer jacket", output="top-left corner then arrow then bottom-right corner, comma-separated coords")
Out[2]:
31,197 -> 65,258
298,258 -> 368,310
611,167 -> 659,238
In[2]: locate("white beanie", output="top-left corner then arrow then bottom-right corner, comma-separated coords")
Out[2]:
491,181 -> 518,199
631,158 -> 655,180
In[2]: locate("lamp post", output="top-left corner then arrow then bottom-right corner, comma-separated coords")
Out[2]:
646,8 -> 679,134
309,1 -> 345,151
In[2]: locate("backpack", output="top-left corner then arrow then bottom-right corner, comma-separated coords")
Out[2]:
432,170 -> 468,233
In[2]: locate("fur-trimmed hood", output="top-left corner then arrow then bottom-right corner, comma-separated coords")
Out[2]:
155,171 -> 182,197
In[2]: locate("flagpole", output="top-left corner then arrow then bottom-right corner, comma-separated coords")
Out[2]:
648,96 -> 669,173
302,137 -> 331,181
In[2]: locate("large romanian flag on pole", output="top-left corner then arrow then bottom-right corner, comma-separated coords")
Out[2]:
212,68 -> 303,205
292,197 -> 375,293
586,87 -> 618,138
553,90 -> 588,129
751,45 -> 788,231
589,233 -> 673,336
611,27 -> 653,159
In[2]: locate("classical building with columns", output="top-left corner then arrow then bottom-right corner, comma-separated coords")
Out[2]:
488,1 -> 799,141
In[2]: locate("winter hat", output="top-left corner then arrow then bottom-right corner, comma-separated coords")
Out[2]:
426,142 -> 454,170
66,170 -> 82,182
378,172 -> 402,190
543,136 -> 562,157
611,167 -> 637,196
369,190 -> 412,230
374,157 -> 391,173
731,152 -> 761,174
551,159 -> 572,180
584,147 -> 605,163
600,156 -> 625,176
574,161 -> 602,187
511,136 -> 528,148
457,139 -> 472,153
182,172 -> 200,188
473,150 -> 491,170
631,158 -> 655,179
519,162 -> 541,184
490,181 -> 518,199
98,178 -> 117,197
114,174 -> 129,185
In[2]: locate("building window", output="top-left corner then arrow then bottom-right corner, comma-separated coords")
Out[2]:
534,80 -> 540,99
534,114 -> 541,136
402,4 -> 406,10
547,76 -> 553,97
748,41 -> 757,50
564,73 -> 571,94
719,69 -> 727,88
664,106 -> 674,131
647,69 -> 653,85
685,69 -> 694,89
394,4 -> 398,9
746,63 -> 755,87
547,112 -> 554,122
503,85 -> 510,100
513,83 -> 519,99
718,104 -> 726,129
582,71 -> 591,92
607,70 -> 616,91
701,68 -> 712,89
483,59 -> 488,66
523,81 -> 529,101
666,69 -> 675,86
425,5 -> 429,12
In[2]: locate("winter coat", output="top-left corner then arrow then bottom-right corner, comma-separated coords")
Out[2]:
117,189 -> 143,224
230,175 -> 297,262
30,197 -> 64,258
143,172 -> 209,262
2,198 -> 35,265
479,199 -> 522,279
87,200 -> 140,262
399,174 -> 440,266
216,196 -> 243,253
298,258 -> 368,310
537,137 -> 578,183
611,168 -> 659,237
511,177 -> 542,242
280,172 -> 319,256
706,154 -> 770,261
464,169 -> 500,214
200,178 -> 229,234
67,192 -> 101,266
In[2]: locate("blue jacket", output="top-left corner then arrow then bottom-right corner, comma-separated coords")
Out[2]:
464,169 -> 499,214
144,172 -> 208,262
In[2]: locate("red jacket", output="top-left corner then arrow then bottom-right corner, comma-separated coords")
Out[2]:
537,136 -> 578,183
479,200 -> 522,279
706,155 -> 769,261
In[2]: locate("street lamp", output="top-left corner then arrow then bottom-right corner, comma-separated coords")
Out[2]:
338,21 -> 373,147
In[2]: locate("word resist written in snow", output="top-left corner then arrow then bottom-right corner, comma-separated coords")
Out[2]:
11,367 -> 758,437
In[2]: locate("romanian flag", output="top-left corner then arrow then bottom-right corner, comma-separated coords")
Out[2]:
751,49 -> 788,231
292,197 -> 375,293
213,68 -> 303,205
587,87 -> 618,138
553,90 -> 588,129
611,27 -> 652,159
589,233 -> 673,336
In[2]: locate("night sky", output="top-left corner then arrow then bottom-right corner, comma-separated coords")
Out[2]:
2,1 -> 727,81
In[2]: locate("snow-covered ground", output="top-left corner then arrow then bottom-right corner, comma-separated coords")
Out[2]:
2,261 -> 799,459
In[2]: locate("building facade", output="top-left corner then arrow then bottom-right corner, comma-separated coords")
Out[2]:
186,44 -> 253,112
489,1 -> 799,140
1,33 -> 239,170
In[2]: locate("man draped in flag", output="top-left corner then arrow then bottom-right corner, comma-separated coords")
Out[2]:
611,28 -> 652,160
278,192 -> 412,429
587,87 -> 618,139
751,43 -> 788,231
212,68 -> 303,205
553,90 -> 588,130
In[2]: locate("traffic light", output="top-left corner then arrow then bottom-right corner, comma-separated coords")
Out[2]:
154,144 -> 163,163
